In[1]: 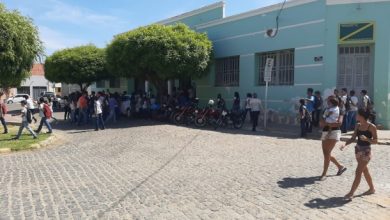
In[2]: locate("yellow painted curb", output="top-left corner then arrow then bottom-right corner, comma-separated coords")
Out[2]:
0,148 -> 11,154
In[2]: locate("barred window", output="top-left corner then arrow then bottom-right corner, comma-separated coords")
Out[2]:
258,49 -> 294,85
109,78 -> 120,88
215,56 -> 240,87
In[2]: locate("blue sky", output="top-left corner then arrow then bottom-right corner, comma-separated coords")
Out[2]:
1,0 -> 282,55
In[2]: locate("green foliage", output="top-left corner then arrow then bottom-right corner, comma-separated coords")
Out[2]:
106,23 -> 213,91
45,45 -> 109,91
0,3 -> 43,88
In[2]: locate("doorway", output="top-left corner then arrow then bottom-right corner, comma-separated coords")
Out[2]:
337,45 -> 373,94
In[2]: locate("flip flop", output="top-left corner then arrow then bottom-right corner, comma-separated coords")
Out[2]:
337,167 -> 347,176
343,195 -> 353,201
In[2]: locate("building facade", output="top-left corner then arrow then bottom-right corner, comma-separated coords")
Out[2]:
63,78 -> 132,96
155,0 -> 390,129
10,64 -> 61,99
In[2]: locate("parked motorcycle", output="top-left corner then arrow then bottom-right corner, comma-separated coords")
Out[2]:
214,109 -> 244,130
173,99 -> 199,125
194,107 -> 219,128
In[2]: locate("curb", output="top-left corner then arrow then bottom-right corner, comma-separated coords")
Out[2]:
0,133 -> 62,154
0,148 -> 11,154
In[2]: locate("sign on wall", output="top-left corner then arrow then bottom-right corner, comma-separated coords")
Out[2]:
339,22 -> 375,43
264,58 -> 274,82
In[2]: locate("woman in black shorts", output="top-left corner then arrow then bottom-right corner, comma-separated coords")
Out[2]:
341,108 -> 378,200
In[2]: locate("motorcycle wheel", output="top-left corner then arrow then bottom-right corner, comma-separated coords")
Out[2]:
173,113 -> 182,124
195,117 -> 207,127
233,118 -> 244,129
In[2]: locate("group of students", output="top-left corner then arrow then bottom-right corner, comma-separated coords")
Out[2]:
63,91 -> 123,131
299,88 -> 378,200
0,92 -> 54,140
299,88 -> 373,138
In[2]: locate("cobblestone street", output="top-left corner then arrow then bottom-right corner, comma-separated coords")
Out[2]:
1,121 -> 390,219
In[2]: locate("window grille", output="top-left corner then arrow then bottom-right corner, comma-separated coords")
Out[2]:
215,56 -> 240,87
258,49 -> 294,85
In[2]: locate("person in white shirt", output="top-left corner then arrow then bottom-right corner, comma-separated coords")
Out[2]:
13,100 -> 37,140
34,98 -> 53,134
359,90 -> 371,110
319,96 -> 346,181
347,90 -> 359,130
24,95 -> 37,123
250,93 -> 262,132
94,96 -> 105,131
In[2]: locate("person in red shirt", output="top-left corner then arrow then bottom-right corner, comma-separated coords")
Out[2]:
77,92 -> 89,125
0,91 -> 8,134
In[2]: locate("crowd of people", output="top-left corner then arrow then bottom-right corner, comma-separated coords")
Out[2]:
0,87 -> 376,138
299,88 -> 374,138
57,89 -> 267,131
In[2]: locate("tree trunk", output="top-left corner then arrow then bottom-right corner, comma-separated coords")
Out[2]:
150,79 -> 167,104
79,83 -> 91,92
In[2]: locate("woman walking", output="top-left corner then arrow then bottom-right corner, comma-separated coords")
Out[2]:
341,108 -> 377,200
319,96 -> 347,181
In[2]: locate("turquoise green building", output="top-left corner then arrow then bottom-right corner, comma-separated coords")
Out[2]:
93,0 -> 390,128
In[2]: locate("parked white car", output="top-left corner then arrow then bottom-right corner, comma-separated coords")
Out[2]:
6,94 -> 29,104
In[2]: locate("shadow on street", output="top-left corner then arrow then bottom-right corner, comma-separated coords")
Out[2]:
277,176 -> 320,189
304,197 -> 351,209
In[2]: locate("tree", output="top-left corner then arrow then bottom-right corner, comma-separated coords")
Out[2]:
106,23 -> 213,97
0,3 -> 43,91
45,45 -> 109,91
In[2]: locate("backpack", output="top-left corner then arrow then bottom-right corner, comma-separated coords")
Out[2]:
26,109 -> 33,124
0,103 -> 7,115
43,104 -> 52,119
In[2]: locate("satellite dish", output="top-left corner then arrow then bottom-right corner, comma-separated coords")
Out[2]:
265,28 -> 277,38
